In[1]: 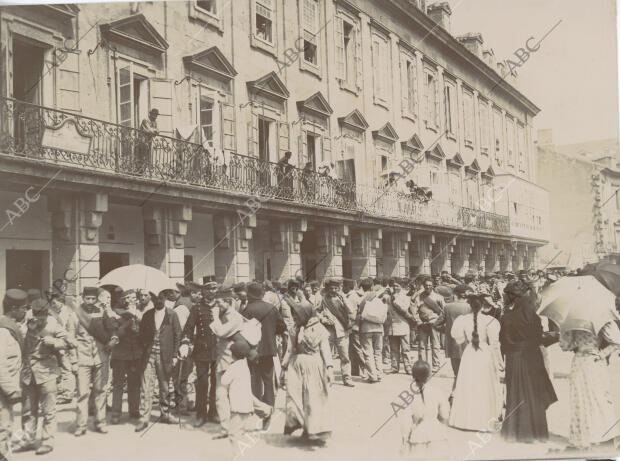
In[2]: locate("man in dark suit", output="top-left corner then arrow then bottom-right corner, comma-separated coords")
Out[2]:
240,282 -> 286,424
444,284 -> 474,404
178,278 -> 218,428
135,289 -> 181,431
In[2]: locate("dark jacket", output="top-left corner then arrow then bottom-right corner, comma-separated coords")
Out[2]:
139,307 -> 181,377
242,299 -> 286,357
181,301 -> 217,362
110,308 -> 142,363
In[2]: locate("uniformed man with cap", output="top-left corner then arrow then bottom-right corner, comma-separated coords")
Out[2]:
179,276 -> 219,427
0,289 -> 27,461
19,297 -> 75,455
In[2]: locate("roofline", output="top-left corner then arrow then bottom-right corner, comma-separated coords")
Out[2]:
387,0 -> 541,116
494,173 -> 549,193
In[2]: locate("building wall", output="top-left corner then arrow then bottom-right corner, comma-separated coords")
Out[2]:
1,0 -> 539,205
99,203 -> 145,265
536,146 -> 598,267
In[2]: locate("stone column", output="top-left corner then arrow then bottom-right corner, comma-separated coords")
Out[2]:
453,238 -> 474,276
213,213 -> 256,284
410,234 -> 432,276
270,219 -> 307,281
350,228 -> 381,279
316,224 -> 349,281
382,231 -> 411,278
431,236 -> 453,275
49,193 -> 107,303
143,204 -> 192,284
485,243 -> 501,274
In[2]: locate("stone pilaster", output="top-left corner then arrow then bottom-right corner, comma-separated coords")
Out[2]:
382,231 -> 411,278
410,234 -> 432,276
49,193 -> 107,303
144,204 -> 192,284
453,238 -> 475,276
212,213 -> 256,284
431,236 -> 454,275
350,229 -> 381,280
316,224 -> 349,281
270,219 -> 306,281
485,243 -> 501,274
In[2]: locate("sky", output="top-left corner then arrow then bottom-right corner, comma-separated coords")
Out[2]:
447,0 -> 619,146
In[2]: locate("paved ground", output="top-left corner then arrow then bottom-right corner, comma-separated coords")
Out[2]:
13,345 -> 620,461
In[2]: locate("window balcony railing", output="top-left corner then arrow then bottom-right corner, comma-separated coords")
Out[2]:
0,97 -> 510,235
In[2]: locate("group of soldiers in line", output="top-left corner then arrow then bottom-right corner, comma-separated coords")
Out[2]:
0,268 -> 553,458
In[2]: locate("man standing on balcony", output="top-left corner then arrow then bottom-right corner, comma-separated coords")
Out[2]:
137,108 -> 159,175
276,151 -> 294,197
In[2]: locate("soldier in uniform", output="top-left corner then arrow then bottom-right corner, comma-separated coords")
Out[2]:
179,277 -> 218,427
19,298 -> 75,455
0,289 -> 27,461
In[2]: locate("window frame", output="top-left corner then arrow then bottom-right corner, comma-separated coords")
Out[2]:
251,0 -> 277,56
463,89 -> 475,148
423,67 -> 439,131
371,32 -> 390,109
335,9 -> 362,94
479,100 -> 489,154
189,0 -> 223,33
443,80 -> 457,139
299,0 -> 321,77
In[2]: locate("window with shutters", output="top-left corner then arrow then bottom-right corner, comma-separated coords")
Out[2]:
301,0 -> 319,67
517,123 -> 526,173
449,172 -> 461,205
466,177 -> 479,209
506,118 -> 515,167
117,63 -> 149,129
372,34 -> 389,107
335,12 -> 361,93
463,90 -> 474,148
480,102 -> 489,154
306,132 -> 320,170
401,53 -> 416,119
444,81 -> 457,138
423,69 -> 438,130
200,97 -> 214,148
253,0 -> 275,52
493,108 -> 503,167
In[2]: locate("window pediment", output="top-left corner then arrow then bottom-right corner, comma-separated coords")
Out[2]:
42,4 -> 79,19
296,91 -> 333,118
183,46 -> 237,81
101,14 -> 169,54
401,133 -> 424,153
447,152 -> 464,168
372,122 -> 398,143
246,71 -> 290,101
425,144 -> 446,162
466,159 -> 481,174
338,109 -> 369,133
482,165 -> 495,178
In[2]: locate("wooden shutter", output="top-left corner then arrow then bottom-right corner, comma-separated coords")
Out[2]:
247,112 -> 259,157
278,121 -> 289,159
222,102 -> 235,151
372,38 -> 380,99
335,17 -> 345,80
422,72 -> 429,124
322,136 -> 331,163
117,63 -> 133,127
297,130 -> 307,166
433,75 -> 440,128
150,78 -> 174,136
57,50 -> 80,111
400,55 -> 408,115
355,24 -> 363,89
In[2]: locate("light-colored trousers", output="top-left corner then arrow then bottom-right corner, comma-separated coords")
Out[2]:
360,332 -> 384,381
76,362 -> 109,431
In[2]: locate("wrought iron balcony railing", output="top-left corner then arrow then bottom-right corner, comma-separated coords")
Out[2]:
0,97 -> 510,235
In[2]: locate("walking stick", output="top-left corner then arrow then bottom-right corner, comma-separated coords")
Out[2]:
176,358 -> 184,430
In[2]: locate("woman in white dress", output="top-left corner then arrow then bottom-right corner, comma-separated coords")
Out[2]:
449,293 -> 503,431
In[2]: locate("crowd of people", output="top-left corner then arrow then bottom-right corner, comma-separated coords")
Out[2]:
0,268 -> 619,460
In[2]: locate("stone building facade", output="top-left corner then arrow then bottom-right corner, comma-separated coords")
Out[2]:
0,0 -> 549,302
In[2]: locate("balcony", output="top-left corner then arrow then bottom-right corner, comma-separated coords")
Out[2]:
0,97 -> 510,236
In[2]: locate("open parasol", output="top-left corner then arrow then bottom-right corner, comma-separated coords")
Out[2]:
589,261 -> 620,297
97,264 -> 177,294
538,275 -> 618,335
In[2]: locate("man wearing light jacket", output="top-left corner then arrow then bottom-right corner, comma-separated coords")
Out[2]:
411,277 -> 445,373
357,278 -> 389,384
386,280 -> 414,375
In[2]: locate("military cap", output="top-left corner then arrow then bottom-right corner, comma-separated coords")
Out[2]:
3,288 -> 28,310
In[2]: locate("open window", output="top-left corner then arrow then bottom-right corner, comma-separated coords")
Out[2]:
301,0 -> 320,69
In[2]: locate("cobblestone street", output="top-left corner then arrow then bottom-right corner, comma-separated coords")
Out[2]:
13,346 -> 619,461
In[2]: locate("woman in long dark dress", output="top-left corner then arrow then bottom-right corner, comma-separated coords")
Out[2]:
499,281 -> 559,442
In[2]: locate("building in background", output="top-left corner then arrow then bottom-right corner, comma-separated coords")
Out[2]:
0,0 -> 548,301
536,129 -> 620,268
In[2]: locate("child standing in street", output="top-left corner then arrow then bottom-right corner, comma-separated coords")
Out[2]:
398,359 -> 450,459
221,341 -> 254,460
